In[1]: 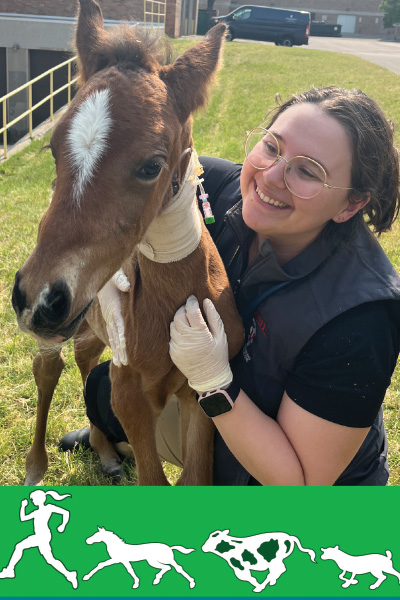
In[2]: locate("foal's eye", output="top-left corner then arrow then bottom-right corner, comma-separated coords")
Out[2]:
136,158 -> 167,181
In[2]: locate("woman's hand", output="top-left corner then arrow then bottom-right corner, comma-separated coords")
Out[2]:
169,295 -> 233,393
97,269 -> 130,367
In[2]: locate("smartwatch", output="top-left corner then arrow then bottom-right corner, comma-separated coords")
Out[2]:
197,379 -> 241,418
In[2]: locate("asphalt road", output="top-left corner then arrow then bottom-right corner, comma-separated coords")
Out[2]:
303,36 -> 400,76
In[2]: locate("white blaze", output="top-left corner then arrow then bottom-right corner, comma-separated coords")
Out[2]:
67,88 -> 112,204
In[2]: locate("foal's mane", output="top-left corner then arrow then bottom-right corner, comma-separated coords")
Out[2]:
99,528 -> 126,544
76,25 -> 175,86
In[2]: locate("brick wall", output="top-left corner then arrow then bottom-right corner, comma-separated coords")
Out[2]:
0,1 -> 146,22
166,0 -> 181,37
0,0 -> 182,37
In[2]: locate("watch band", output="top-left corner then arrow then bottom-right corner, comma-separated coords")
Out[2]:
197,379 -> 241,418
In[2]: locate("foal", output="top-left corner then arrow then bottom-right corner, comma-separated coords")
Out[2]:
12,0 -> 243,485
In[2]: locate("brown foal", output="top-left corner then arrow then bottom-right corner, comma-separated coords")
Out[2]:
12,0 -> 244,486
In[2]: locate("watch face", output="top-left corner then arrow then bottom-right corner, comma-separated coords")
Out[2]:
199,393 -> 233,418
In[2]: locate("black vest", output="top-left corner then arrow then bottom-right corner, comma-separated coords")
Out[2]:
213,201 -> 400,486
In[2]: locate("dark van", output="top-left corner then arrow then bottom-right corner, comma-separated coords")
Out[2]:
212,5 -> 310,47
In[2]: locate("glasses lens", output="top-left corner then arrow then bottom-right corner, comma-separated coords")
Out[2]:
245,128 -> 279,169
284,156 -> 326,199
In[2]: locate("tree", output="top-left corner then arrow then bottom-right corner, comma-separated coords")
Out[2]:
380,0 -> 400,28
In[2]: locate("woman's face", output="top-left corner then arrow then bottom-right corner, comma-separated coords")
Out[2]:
241,102 -> 364,259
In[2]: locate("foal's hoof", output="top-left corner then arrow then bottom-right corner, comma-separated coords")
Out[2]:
24,475 -> 45,486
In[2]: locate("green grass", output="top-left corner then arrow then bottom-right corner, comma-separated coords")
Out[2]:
1,39 -> 400,485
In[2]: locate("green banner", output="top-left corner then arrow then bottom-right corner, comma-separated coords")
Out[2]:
0,487 -> 399,598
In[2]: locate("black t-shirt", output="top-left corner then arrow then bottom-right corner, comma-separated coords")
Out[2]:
200,156 -> 400,430
286,300 -> 400,428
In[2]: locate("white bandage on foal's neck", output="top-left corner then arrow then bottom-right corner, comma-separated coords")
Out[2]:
137,151 -> 203,263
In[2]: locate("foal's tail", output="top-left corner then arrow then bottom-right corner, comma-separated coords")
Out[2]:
171,546 -> 195,554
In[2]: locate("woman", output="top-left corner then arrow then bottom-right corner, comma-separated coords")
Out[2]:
0,490 -> 77,588
61,86 -> 400,485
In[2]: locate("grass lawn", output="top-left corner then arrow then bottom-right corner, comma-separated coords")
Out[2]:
1,39 -> 400,485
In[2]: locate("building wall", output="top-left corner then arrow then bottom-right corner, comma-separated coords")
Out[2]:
201,0 -> 386,35
0,1 -> 144,21
0,0 -> 183,145
0,0 -> 185,38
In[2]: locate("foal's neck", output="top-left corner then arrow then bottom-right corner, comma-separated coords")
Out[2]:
137,151 -> 203,264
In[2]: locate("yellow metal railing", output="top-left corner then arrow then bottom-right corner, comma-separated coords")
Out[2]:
0,56 -> 77,160
144,0 -> 166,27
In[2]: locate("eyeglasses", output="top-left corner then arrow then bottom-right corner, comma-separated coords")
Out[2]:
244,128 -> 353,200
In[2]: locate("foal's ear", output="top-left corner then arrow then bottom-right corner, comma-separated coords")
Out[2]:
75,0 -> 108,83
160,23 -> 226,124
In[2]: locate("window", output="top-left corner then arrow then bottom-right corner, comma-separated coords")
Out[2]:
233,8 -> 252,21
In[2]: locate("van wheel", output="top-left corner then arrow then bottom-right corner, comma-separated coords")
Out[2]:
281,37 -> 293,47
226,28 -> 234,41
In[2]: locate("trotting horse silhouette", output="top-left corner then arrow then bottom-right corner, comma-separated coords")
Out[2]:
12,0 -> 243,486
83,527 -> 196,589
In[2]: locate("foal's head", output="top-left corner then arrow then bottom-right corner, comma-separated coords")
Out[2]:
12,0 -> 225,342
86,526 -> 109,545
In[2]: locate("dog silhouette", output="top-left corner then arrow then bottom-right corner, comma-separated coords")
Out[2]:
321,545 -> 400,589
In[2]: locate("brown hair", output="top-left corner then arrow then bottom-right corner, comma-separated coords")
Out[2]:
266,87 -> 400,236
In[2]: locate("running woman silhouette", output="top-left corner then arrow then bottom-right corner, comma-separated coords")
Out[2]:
0,490 -> 78,588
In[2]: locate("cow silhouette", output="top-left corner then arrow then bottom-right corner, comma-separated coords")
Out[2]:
321,545 -> 400,589
202,529 -> 316,592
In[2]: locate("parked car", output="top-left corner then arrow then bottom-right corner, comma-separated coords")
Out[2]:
310,21 -> 342,37
211,5 -> 310,47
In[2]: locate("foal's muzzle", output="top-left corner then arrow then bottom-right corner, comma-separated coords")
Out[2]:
12,273 -> 90,340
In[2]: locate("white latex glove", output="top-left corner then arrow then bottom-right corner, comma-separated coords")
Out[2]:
169,295 -> 232,393
97,269 -> 130,367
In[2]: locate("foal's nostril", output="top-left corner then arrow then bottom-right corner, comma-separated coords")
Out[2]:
32,279 -> 71,329
11,270 -> 26,315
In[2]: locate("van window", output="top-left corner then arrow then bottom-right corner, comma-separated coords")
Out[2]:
232,8 -> 252,21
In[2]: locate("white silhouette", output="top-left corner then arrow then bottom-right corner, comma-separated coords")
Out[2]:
83,527 -> 196,589
202,529 -> 316,593
0,490 -> 77,589
321,545 -> 400,590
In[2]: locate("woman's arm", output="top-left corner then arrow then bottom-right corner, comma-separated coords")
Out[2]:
169,296 -> 384,486
213,389 -> 369,485
52,506 -> 70,532
20,499 -> 31,521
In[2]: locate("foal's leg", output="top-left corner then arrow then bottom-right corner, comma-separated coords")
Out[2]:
175,389 -> 214,486
25,346 -> 65,486
110,367 -> 169,486
73,320 -> 106,384
120,561 -> 140,589
147,561 -> 171,585
82,558 -> 119,581
168,559 -> 196,588
74,322 -> 123,478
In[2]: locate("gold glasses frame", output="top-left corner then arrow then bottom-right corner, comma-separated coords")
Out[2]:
245,127 -> 353,200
